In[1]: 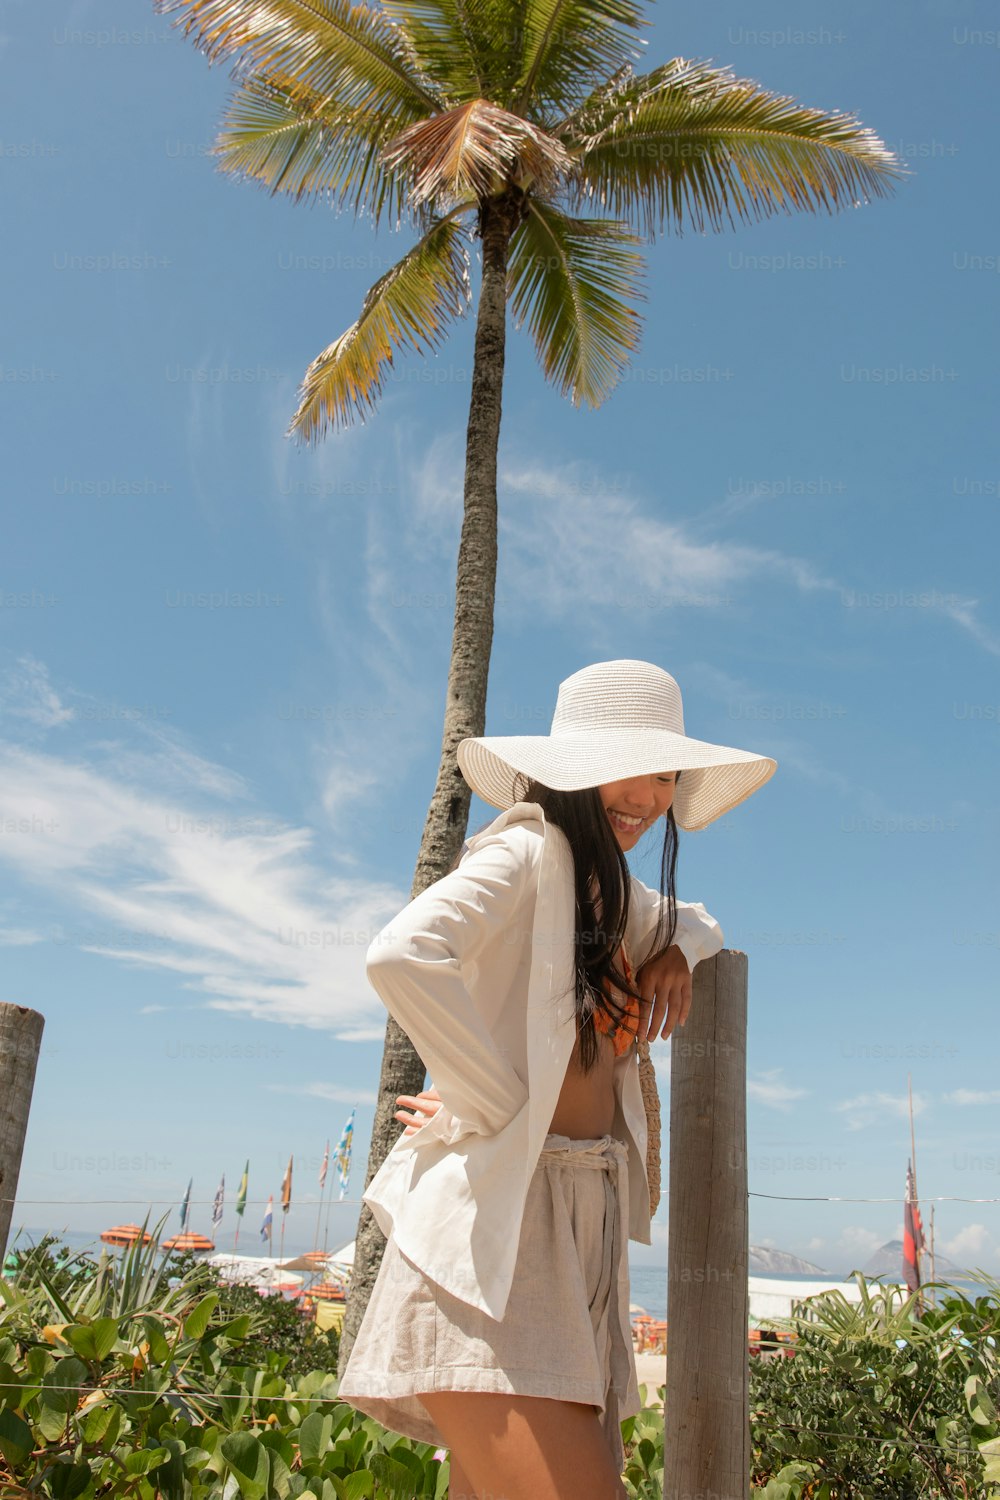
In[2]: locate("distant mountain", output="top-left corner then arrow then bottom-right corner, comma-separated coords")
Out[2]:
850,1239 -> 962,1281
749,1244 -> 830,1276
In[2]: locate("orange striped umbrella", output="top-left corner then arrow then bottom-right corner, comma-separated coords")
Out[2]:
100,1224 -> 152,1247
162,1231 -> 216,1253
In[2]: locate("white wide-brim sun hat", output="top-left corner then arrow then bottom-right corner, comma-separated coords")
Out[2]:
456,659 -> 777,832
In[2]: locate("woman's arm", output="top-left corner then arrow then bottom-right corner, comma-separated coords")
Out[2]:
366,821 -> 542,1144
628,874 -> 724,971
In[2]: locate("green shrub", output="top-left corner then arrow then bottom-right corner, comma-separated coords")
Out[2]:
749,1271 -> 1000,1497
0,1221 -> 664,1497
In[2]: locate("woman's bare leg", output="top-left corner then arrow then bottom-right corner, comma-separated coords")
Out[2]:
445,1449 -> 478,1499
420,1391 -> 626,1500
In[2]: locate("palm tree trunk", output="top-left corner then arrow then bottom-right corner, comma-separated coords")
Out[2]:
338,191 -> 521,1372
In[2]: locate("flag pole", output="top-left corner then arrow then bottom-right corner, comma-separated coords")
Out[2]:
313,1175 -> 325,1254
908,1073 -> 922,1315
314,1140 -> 329,1253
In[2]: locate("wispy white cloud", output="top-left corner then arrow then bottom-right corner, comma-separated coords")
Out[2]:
267,1080 -> 379,1105
748,1069 -> 807,1110
1,654 -> 75,729
833,1090 -> 929,1132
0,926 -> 45,946
941,1223 -> 995,1262
498,463 -> 840,622
944,1089 -> 1000,1106
940,598 -> 1000,658
0,696 -> 408,1036
837,1225 -> 884,1257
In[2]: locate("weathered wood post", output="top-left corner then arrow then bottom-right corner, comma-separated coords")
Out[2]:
0,1004 -> 45,1261
664,949 -> 749,1500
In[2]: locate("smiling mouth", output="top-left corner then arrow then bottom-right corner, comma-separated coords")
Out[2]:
608,810 -> 645,832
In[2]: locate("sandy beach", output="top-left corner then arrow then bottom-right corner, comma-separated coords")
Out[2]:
633,1351 -> 665,1408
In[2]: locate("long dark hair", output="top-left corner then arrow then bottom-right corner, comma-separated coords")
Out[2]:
454,774 -> 681,1075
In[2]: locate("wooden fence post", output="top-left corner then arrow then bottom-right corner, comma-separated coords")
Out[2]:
0,1004 -> 45,1262
664,949 -> 749,1500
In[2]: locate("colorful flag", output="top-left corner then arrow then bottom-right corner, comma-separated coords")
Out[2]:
212,1174 -> 225,1229
260,1194 -> 273,1243
235,1160 -> 248,1218
318,1140 -> 330,1190
903,1158 -> 925,1293
335,1110 -> 355,1201
179,1177 -> 192,1230
281,1156 -> 293,1215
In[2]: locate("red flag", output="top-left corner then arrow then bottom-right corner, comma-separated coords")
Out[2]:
903,1158 -> 925,1293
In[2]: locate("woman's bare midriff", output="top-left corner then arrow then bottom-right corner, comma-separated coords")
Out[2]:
547,1026 -> 621,1138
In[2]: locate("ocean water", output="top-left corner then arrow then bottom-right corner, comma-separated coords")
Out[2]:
626,1263 -> 667,1319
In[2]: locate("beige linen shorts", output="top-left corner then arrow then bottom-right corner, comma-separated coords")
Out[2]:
337,1132 -> 641,1476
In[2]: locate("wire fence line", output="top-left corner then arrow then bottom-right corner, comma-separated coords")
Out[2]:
5,1192 -> 1000,1207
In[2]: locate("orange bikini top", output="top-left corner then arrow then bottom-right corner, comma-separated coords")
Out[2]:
593,940 -> 641,1056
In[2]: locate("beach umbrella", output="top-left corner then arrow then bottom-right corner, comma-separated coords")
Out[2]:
300,1281 -> 346,1302
276,1251 -> 331,1273
162,1231 -> 216,1253
100,1224 -> 152,1246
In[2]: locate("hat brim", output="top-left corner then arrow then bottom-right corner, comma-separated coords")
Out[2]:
456,729 -> 776,831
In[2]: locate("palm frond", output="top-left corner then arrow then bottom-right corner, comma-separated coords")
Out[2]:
152,0 -> 443,118
506,200 -> 644,407
513,0 -> 648,117
286,214 -> 472,441
381,0 -> 524,106
212,75 -> 415,226
382,98 -> 572,207
559,56 -> 908,238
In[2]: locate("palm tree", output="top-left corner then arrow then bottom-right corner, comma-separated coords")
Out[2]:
151,0 -> 905,1367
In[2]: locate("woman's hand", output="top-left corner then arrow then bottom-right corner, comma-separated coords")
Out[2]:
394,1085 -> 443,1136
635,945 -> 692,1042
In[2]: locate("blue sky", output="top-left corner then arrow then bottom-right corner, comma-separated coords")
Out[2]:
3,0 -> 998,1280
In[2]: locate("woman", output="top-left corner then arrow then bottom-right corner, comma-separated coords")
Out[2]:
337,659 -> 776,1499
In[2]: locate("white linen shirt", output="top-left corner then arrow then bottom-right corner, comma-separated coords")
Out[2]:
362,800 -> 724,1321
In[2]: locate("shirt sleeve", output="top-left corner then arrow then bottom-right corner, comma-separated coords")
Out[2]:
365,822 -> 541,1145
628,874 -> 724,972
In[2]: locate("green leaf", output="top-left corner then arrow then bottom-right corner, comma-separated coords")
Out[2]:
560,56 -> 906,241
221,1430 -> 271,1500
64,1316 -> 119,1363
0,1360 -> 23,1408
298,1410 -> 334,1464
36,1356 -> 88,1440
150,1437 -> 188,1499
341,1472 -> 374,1500
513,0 -> 645,116
507,200 -> 644,407
935,1413 -> 956,1450
47,1460 -> 93,1499
368,1452 -> 421,1499
213,75 -> 416,231
980,1434 -> 1000,1482
288,214 -> 471,441
80,1398 -> 115,1445
183,1290 -> 219,1340
0,1405 -> 33,1464
141,1315 -> 173,1365
150,0 -> 440,122
125,1446 -> 171,1474
967,1373 -> 999,1426
216,1313 -> 253,1343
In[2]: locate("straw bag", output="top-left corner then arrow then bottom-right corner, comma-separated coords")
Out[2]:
636,1037 -> 661,1217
